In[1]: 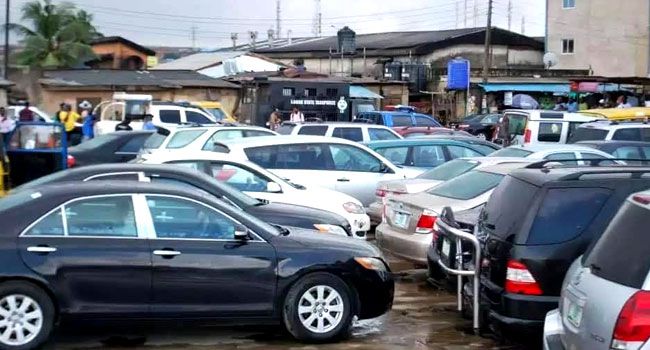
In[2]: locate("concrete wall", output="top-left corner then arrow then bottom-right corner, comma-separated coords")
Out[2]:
547,0 -> 650,77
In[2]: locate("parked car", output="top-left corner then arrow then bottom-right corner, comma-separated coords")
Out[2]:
354,111 -> 441,129
477,163 -> 650,336
567,120 -> 650,143
141,151 -> 371,238
456,113 -> 501,139
543,191 -> 650,350
140,124 -> 277,157
365,139 -> 493,173
375,162 -> 531,265
193,101 -> 236,122
495,110 -> 601,146
368,157 -> 531,225
488,143 -> 618,164
410,135 -> 501,155
277,122 -> 402,143
577,140 -> 650,163
13,164 -> 355,237
213,136 -> 421,207
0,181 -> 393,348
397,126 -> 469,138
68,131 -> 153,167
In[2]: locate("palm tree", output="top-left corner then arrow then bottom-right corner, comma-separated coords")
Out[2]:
10,0 -> 101,68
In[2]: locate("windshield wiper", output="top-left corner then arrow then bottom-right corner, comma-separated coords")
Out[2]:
255,198 -> 270,206
272,224 -> 290,236
589,263 -> 601,272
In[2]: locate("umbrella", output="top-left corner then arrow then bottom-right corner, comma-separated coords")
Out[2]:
511,94 -> 539,109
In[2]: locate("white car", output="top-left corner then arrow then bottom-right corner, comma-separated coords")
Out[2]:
277,122 -> 402,143
213,135 -> 422,207
498,110 -> 601,145
488,143 -> 619,164
139,124 -> 278,157
568,120 -> 650,143
141,150 -> 371,238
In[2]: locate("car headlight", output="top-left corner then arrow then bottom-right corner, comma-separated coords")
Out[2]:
313,224 -> 348,236
343,202 -> 365,214
354,257 -> 388,272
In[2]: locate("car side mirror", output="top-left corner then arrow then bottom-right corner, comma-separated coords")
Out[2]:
234,224 -> 249,240
379,162 -> 393,173
266,182 -> 282,193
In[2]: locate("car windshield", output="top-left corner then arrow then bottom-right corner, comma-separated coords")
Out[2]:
416,159 -> 480,181
567,127 -> 609,143
205,108 -> 227,121
69,133 -> 120,151
144,128 -> 170,149
489,147 -> 534,157
427,170 -> 504,200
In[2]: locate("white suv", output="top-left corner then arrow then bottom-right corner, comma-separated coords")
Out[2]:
277,122 -> 402,143
497,110 -> 601,146
568,120 -> 650,143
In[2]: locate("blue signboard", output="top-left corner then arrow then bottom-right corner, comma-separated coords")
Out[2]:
447,59 -> 470,90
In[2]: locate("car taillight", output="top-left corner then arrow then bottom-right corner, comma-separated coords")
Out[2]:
66,155 -> 76,168
612,291 -> 650,350
632,195 -> 650,205
376,189 -> 387,197
524,129 -> 532,143
505,259 -> 542,295
416,209 -> 437,234
458,124 -> 470,129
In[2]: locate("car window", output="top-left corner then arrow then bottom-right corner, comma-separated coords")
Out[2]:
505,114 -> 527,136
584,199 -> 650,289
414,115 -> 439,127
297,125 -> 328,136
276,124 -> 295,135
186,110 -> 213,124
481,176 -> 539,239
527,188 -> 611,245
207,162 -> 270,192
332,127 -> 363,142
472,144 -> 499,155
489,147 -> 533,157
244,130 -> 275,137
146,196 -> 237,240
143,129 -> 169,149
356,113 -> 380,124
273,143 -> 327,170
211,129 -> 244,141
447,145 -> 484,159
69,133 -> 119,151
413,145 -> 446,167
642,147 -> 650,159
545,152 -> 578,165
165,129 -> 206,149
117,134 -> 149,153
427,171 -> 503,200
416,159 -> 479,181
368,128 -> 400,141
613,128 -> 642,141
329,144 -> 382,172
642,128 -> 650,142
86,173 -> 140,181
24,208 -> 65,236
375,147 -> 409,166
482,114 -> 500,124
567,122 -> 583,141
159,110 -> 181,124
537,122 -> 564,142
567,127 -> 608,143
205,108 -> 226,121
391,115 -> 413,127
66,196 -> 138,237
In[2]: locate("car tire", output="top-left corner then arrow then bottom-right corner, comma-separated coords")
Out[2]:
477,132 -> 488,140
283,273 -> 355,343
0,281 -> 55,350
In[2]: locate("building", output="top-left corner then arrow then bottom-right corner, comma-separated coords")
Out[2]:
546,0 -> 650,77
88,36 -> 157,70
37,69 -> 240,115
153,51 -> 286,78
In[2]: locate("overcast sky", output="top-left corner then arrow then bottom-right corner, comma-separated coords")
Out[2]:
7,0 -> 546,49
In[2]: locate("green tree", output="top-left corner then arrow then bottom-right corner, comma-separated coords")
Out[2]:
10,0 -> 101,68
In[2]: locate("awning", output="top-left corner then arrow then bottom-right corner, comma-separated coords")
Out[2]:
350,85 -> 383,99
479,83 -> 570,93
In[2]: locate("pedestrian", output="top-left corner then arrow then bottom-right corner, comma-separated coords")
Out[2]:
553,97 -> 567,111
268,108 -> 282,131
289,107 -> 304,123
142,115 -> 156,130
18,101 -> 35,122
616,95 -> 631,108
115,116 -> 133,131
61,104 -> 80,143
54,103 -> 65,123
0,107 -> 15,145
578,97 -> 588,111
567,98 -> 578,112
79,100 -> 95,141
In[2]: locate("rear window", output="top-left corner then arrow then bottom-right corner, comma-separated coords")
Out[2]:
481,176 -> 539,239
356,113 -> 380,124
537,122 -> 563,142
186,110 -> 213,124
414,115 -> 439,127
584,199 -> 650,288
391,115 -> 413,127
489,147 -> 533,158
375,146 -> 408,165
159,110 -> 181,124
427,171 -> 504,200
416,159 -> 479,181
368,128 -> 400,141
332,127 -> 363,142
612,128 -> 642,141
144,128 -> 170,149
276,124 -> 295,135
526,188 -> 612,245
297,125 -> 328,136
69,133 -> 119,151
568,127 -> 608,143
165,129 -> 206,149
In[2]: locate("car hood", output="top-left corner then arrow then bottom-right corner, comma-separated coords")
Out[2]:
249,202 -> 348,228
293,184 -> 363,206
391,191 -> 481,213
282,227 -> 382,257
379,178 -> 443,194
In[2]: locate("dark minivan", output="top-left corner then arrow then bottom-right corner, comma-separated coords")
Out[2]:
476,162 -> 650,336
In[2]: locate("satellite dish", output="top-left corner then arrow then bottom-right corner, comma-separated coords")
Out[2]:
543,52 -> 559,69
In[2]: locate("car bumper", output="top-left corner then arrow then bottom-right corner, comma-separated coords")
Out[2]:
367,201 -> 383,226
543,309 -> 565,350
346,213 -> 371,239
375,223 -> 431,265
355,268 -> 395,320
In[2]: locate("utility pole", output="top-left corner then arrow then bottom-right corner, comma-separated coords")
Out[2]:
482,0 -> 493,84
507,0 -> 513,31
275,0 -> 281,39
312,0 -> 321,37
4,0 -> 9,79
190,25 -> 197,50
463,0 -> 467,27
521,16 -> 526,34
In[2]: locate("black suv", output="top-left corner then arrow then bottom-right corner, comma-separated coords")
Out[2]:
476,162 -> 650,336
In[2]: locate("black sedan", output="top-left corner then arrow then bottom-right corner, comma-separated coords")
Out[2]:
14,163 -> 354,237
0,181 -> 393,348
456,114 -> 501,139
68,131 -> 153,167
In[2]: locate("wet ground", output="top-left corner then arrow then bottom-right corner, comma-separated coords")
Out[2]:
46,256 -> 533,350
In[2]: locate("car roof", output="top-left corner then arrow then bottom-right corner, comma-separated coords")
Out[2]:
365,139 -> 473,147
578,120 -> 650,130
576,140 -> 650,147
163,124 -> 268,132
463,156 -> 534,165
475,161 -> 533,175
290,122 -> 393,128
504,143 -> 600,152
217,135 -> 360,148
509,166 -> 650,187
504,110 -> 599,121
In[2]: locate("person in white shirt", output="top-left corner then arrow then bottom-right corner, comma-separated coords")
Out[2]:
0,107 -> 15,144
616,95 -> 632,109
289,107 -> 305,123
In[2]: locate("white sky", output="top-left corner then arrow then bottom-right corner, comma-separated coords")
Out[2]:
7,0 -> 546,48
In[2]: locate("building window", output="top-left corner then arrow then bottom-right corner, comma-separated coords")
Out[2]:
562,39 -> 575,54
563,0 -> 575,8
304,88 -> 317,97
326,88 -> 338,98
282,87 -> 295,96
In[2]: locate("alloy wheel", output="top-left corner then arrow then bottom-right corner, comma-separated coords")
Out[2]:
0,294 -> 43,346
297,285 -> 344,334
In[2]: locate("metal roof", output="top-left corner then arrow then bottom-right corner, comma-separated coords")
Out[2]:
153,51 -> 247,70
40,70 -> 240,89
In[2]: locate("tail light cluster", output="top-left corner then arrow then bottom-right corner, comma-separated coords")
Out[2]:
415,209 -> 437,234
523,129 -> 532,143
66,155 -> 76,168
505,259 -> 542,295
612,291 -> 650,350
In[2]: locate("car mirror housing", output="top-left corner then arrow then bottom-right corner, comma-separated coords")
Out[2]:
234,224 -> 249,240
266,182 -> 282,193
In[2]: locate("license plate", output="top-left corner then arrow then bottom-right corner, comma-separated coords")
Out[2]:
393,212 -> 410,229
566,300 -> 584,328
441,238 -> 451,258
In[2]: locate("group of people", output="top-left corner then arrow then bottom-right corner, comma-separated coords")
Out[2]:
553,94 -> 636,112
267,107 -> 305,131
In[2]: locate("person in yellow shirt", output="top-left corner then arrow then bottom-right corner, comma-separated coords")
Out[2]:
60,104 -> 80,143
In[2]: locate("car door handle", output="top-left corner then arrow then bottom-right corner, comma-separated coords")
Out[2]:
27,246 -> 57,254
337,178 -> 350,182
153,249 -> 181,257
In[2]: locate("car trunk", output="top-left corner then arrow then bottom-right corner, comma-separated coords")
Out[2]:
385,192 -> 465,235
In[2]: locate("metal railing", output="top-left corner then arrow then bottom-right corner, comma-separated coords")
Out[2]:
435,219 -> 482,332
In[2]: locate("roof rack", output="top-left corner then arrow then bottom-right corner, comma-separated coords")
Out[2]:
526,158 -> 650,169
